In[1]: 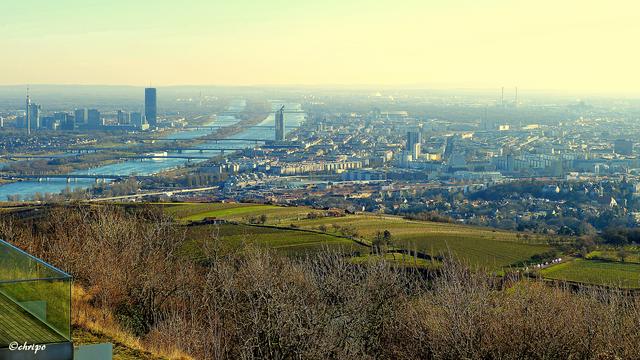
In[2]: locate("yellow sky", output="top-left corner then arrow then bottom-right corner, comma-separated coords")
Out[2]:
1,0 -> 639,94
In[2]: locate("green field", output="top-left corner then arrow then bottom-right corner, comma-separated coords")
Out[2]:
184,223 -> 368,258
541,259 -> 640,288
286,215 -> 550,268
171,203 -> 552,269
351,252 -> 437,269
163,202 -> 261,220
586,247 -> 640,264
164,202 -> 306,222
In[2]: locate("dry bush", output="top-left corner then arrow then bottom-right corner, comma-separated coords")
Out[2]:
3,205 -> 640,360
390,260 -> 640,360
0,205 -> 196,358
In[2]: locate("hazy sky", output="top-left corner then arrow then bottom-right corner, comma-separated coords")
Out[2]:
1,0 -> 639,93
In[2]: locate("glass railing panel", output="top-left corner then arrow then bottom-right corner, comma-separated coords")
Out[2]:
0,240 -> 68,282
0,239 -> 71,346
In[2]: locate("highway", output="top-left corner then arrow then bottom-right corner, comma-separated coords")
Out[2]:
87,186 -> 219,202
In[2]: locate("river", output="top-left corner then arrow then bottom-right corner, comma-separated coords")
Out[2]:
0,101 -> 304,200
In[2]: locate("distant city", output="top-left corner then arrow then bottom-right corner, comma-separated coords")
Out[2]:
4,1 -> 640,359
18,87 -> 157,133
1,86 -> 640,234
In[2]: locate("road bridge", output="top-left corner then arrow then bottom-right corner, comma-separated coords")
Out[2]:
135,138 -> 269,143
62,147 -> 248,153
0,174 -> 157,183
123,155 -> 220,161
88,186 -> 220,202
0,155 -> 81,160
183,125 -> 276,130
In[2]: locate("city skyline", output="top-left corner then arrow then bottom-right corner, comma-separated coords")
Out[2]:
3,2 -> 640,358
2,0 -> 640,95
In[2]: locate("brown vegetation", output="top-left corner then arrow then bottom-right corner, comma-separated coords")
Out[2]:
1,205 -> 640,359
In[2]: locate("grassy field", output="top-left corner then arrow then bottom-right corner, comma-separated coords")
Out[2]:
350,252 -> 437,269
171,203 -> 552,269
183,223 -> 368,258
586,247 -> 640,264
277,214 -> 549,268
73,326 -> 163,360
541,259 -> 640,289
164,202 -> 306,222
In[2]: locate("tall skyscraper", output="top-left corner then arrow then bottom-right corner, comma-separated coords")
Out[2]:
117,110 -> 130,124
614,139 -> 634,155
55,112 -> 74,130
87,109 -> 102,129
74,109 -> 87,125
25,91 -> 31,134
25,89 -> 42,133
130,112 -> 143,127
54,112 -> 68,122
41,116 -> 55,129
275,105 -> 285,141
66,115 -> 76,130
145,88 -> 157,128
407,131 -> 422,160
28,103 -> 41,131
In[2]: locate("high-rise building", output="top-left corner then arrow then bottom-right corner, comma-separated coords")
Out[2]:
28,103 -> 41,131
130,112 -> 149,130
130,112 -> 142,126
67,114 -> 76,130
87,109 -> 102,129
74,109 -> 87,125
54,112 -> 67,130
614,139 -> 634,155
25,92 -> 31,134
55,112 -> 75,130
407,131 -> 422,160
275,105 -> 285,141
145,88 -> 157,128
41,116 -> 55,129
117,110 -> 130,124
54,112 -> 68,122
25,92 -> 41,133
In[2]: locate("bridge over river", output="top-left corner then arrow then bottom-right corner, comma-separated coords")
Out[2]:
135,137 -> 268,143
124,154 -> 225,160
60,146 -> 249,153
0,174 -> 156,183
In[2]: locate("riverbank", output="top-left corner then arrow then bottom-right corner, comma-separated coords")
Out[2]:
153,102 -> 271,180
1,102 -> 266,177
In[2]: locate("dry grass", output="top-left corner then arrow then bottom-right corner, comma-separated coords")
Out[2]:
72,276 -> 193,359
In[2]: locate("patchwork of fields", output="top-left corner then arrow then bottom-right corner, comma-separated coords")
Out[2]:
286,215 -> 550,268
586,248 -> 640,264
164,202 -> 305,222
168,202 -> 552,269
2,202 -> 640,288
184,223 -> 367,258
541,259 -> 640,289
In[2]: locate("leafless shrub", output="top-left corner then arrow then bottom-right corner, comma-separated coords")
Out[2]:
2,205 -> 640,359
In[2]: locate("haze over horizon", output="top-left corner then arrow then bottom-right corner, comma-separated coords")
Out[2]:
2,0 -> 639,95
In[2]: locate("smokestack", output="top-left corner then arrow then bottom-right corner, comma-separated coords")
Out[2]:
501,87 -> 504,107
515,87 -> 518,107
